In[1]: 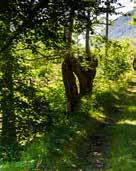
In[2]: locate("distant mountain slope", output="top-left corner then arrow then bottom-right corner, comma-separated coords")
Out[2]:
109,11 -> 136,39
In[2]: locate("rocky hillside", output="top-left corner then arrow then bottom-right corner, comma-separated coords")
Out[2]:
109,11 -> 136,39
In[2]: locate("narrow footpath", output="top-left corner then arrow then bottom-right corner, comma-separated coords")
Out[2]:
88,74 -> 136,171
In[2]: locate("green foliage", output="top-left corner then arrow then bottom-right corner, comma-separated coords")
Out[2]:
0,115 -> 87,170
104,75 -> 136,171
0,43 -> 54,160
0,39 -> 134,169
100,40 -> 131,81
0,0 -> 134,169
19,111 -> 99,171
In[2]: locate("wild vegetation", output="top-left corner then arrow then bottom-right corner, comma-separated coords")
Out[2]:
0,0 -> 136,170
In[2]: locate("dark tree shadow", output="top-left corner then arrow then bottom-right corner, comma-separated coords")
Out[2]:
94,85 -> 136,123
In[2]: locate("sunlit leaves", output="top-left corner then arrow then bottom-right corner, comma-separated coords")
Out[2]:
101,40 -> 131,80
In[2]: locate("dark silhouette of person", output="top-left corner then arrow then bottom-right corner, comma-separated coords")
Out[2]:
133,58 -> 136,71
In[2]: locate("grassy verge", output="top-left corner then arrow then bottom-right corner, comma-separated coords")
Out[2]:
0,114 -> 101,171
0,70 -> 134,171
105,74 -> 136,171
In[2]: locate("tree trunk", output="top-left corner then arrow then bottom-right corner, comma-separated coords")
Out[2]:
0,51 -> 18,158
62,54 -> 97,114
62,10 -> 98,114
86,11 -> 91,60
62,55 -> 78,113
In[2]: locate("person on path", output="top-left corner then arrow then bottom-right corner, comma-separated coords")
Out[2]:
133,57 -> 136,71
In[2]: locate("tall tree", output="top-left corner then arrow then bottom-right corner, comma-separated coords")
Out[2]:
0,0 -> 118,149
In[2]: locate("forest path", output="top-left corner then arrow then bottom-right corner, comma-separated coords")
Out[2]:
86,73 -> 136,171
0,114 -> 2,135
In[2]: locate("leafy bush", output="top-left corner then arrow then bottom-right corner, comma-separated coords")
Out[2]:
100,40 -> 131,81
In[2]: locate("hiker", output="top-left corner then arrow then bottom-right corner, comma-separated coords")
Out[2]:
133,58 -> 136,71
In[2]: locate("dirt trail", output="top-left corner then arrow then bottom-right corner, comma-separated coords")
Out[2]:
87,73 -> 136,171
0,114 -> 2,134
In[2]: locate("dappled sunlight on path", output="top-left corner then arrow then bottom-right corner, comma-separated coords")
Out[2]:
75,73 -> 136,171
0,114 -> 2,135
104,74 -> 136,171
127,86 -> 136,93
117,74 -> 136,125
87,73 -> 136,171
118,119 -> 136,125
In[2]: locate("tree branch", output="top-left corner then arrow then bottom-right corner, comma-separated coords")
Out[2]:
0,0 -> 49,54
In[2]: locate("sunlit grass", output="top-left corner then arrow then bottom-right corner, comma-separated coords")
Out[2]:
0,114 -> 2,134
89,110 -> 106,122
105,74 -> 136,171
0,160 -> 35,171
117,119 -> 136,125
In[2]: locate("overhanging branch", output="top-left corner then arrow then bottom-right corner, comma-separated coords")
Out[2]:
0,0 -> 49,54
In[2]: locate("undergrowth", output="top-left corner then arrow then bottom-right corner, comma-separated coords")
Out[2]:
0,40 -> 134,171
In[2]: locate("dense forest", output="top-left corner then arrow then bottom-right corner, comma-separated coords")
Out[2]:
0,0 -> 136,170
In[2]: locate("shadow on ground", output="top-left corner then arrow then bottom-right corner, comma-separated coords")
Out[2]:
95,81 -> 136,123
83,76 -> 136,171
